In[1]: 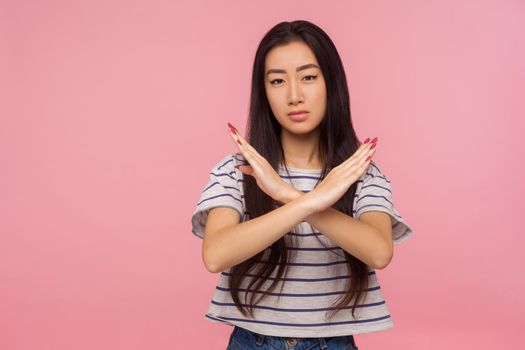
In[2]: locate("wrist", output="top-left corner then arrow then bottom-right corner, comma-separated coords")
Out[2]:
278,187 -> 303,204
295,191 -> 320,217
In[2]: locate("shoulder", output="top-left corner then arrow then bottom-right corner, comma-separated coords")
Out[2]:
356,160 -> 392,197
209,152 -> 245,183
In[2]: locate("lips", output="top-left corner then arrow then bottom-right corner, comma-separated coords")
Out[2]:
288,111 -> 308,122
288,110 -> 309,115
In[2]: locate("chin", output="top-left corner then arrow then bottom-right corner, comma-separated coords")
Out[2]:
284,125 -> 319,136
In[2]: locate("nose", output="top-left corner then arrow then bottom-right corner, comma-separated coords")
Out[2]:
287,79 -> 304,105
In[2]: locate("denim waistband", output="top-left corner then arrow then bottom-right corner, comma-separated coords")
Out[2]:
229,325 -> 358,350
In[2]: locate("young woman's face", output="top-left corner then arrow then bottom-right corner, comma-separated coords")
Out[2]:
264,41 -> 327,136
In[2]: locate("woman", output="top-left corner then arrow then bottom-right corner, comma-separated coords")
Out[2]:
191,20 -> 413,349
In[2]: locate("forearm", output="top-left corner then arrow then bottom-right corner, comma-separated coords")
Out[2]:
204,195 -> 316,273
281,190 -> 390,269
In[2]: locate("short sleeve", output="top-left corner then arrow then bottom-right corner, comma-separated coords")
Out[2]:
354,161 -> 413,245
191,153 -> 245,239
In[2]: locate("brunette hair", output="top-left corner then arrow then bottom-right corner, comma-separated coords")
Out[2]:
228,20 -> 368,320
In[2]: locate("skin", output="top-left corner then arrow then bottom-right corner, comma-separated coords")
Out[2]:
230,40 -> 379,212
263,40 -> 326,169
202,41 -> 393,273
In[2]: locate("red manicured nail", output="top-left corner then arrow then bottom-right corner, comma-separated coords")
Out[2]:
228,122 -> 238,134
370,143 -> 377,149
366,155 -> 371,161
371,137 -> 378,143
363,138 -> 370,144
237,140 -> 241,145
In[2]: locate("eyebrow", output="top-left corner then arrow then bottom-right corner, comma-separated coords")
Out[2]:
266,63 -> 319,76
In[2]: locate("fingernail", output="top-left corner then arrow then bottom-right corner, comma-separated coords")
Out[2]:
370,143 -> 377,149
237,140 -> 241,145
371,137 -> 378,143
366,155 -> 371,161
363,138 -> 370,144
228,122 -> 238,134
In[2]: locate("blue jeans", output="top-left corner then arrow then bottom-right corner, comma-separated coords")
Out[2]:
226,326 -> 359,350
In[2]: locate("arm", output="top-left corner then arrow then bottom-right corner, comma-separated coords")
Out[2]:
202,194 -> 317,273
221,125 -> 391,269
279,190 -> 393,269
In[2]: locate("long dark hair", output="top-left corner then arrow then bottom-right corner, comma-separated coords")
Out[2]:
228,20 -> 368,320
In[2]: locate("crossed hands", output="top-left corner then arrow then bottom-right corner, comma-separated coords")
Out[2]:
227,122 -> 377,213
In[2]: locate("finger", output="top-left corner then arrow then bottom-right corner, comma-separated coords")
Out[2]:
350,139 -> 374,160
359,143 -> 377,165
341,139 -> 377,168
357,146 -> 377,174
357,138 -> 378,159
231,131 -> 261,166
235,164 -> 254,176
364,146 -> 377,162
362,148 -> 376,170
228,128 -> 254,167
229,129 -> 262,171
342,146 -> 376,181
233,131 -> 265,163
228,127 -> 244,150
342,143 -> 378,177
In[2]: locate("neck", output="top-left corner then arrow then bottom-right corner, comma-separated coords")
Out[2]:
280,128 -> 322,169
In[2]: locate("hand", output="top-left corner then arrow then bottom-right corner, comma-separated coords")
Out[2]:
304,138 -> 378,213
227,122 -> 297,203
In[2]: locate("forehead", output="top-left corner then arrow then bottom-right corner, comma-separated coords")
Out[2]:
264,41 -> 319,71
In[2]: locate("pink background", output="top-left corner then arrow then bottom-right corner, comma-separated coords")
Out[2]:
1,0 -> 524,349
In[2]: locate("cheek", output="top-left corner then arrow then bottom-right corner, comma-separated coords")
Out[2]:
317,86 -> 327,105
319,92 -> 327,107
266,90 -> 286,110
265,92 -> 283,118
307,86 -> 326,106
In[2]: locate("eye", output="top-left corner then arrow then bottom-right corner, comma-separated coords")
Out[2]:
269,75 -> 317,85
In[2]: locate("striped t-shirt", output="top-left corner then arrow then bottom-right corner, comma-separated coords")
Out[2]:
191,152 -> 413,337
